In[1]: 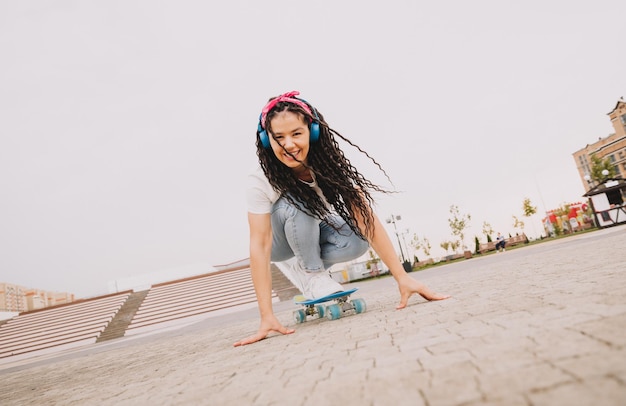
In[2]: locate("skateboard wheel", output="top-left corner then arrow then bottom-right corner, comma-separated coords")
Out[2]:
293,309 -> 306,324
326,304 -> 342,320
315,304 -> 325,319
353,298 -> 366,314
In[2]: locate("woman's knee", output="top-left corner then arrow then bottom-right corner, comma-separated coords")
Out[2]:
271,198 -> 298,222
335,233 -> 369,258
354,236 -> 370,257
272,197 -> 318,225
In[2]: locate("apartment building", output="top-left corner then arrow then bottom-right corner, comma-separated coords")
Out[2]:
572,98 -> 626,192
0,282 -> 75,312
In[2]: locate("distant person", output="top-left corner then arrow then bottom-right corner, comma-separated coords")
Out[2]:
234,91 -> 450,347
495,232 -> 506,252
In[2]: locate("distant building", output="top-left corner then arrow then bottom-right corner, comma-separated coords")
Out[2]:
0,282 -> 75,312
572,98 -> 626,192
571,98 -> 626,229
542,202 -> 594,236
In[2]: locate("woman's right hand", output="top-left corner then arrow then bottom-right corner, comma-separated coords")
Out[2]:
233,314 -> 295,347
396,274 -> 451,309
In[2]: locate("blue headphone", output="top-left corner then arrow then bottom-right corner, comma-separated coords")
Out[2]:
257,105 -> 320,149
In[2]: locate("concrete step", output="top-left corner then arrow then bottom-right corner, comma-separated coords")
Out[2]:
270,263 -> 299,301
96,290 -> 149,342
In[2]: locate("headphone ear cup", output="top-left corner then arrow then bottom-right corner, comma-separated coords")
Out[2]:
310,122 -> 320,143
258,123 -> 271,149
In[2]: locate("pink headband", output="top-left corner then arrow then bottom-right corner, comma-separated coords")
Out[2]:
260,91 -> 313,129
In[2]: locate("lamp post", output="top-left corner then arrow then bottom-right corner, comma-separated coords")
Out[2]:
401,228 -> 410,262
585,169 -> 610,189
601,169 -> 610,180
385,214 -> 406,263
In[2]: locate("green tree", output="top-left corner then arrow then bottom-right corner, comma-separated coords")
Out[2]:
512,215 -> 525,233
553,221 -> 563,236
440,241 -> 451,255
448,205 -> 471,251
482,221 -> 493,243
522,198 -> 537,217
474,236 -> 480,253
589,154 -> 616,183
410,234 -> 432,258
450,240 -> 460,253
552,203 -> 571,234
521,197 -> 538,238
365,249 -> 379,270
553,203 -> 571,218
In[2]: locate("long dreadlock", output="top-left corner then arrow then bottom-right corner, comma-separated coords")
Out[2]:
256,96 -> 393,240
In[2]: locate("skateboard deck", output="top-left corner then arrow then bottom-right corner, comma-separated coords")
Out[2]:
292,288 -> 366,323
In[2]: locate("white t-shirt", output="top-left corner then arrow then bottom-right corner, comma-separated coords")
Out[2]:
246,166 -> 281,214
246,166 -> 329,214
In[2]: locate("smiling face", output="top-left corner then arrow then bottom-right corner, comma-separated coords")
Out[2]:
268,110 -> 311,177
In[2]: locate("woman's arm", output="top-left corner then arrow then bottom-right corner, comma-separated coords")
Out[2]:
248,212 -> 274,317
359,209 -> 450,308
233,212 -> 294,347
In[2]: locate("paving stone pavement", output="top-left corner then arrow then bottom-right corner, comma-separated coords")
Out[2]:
1,226 -> 625,406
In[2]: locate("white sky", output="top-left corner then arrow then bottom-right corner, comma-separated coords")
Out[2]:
1,0 -> 625,299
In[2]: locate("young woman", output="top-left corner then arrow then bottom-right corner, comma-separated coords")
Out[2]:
234,91 -> 449,347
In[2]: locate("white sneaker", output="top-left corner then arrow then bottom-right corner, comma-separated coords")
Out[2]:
303,272 -> 344,300
276,258 -> 344,299
275,257 -> 310,293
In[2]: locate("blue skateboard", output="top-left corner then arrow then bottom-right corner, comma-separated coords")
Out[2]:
292,288 -> 366,323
